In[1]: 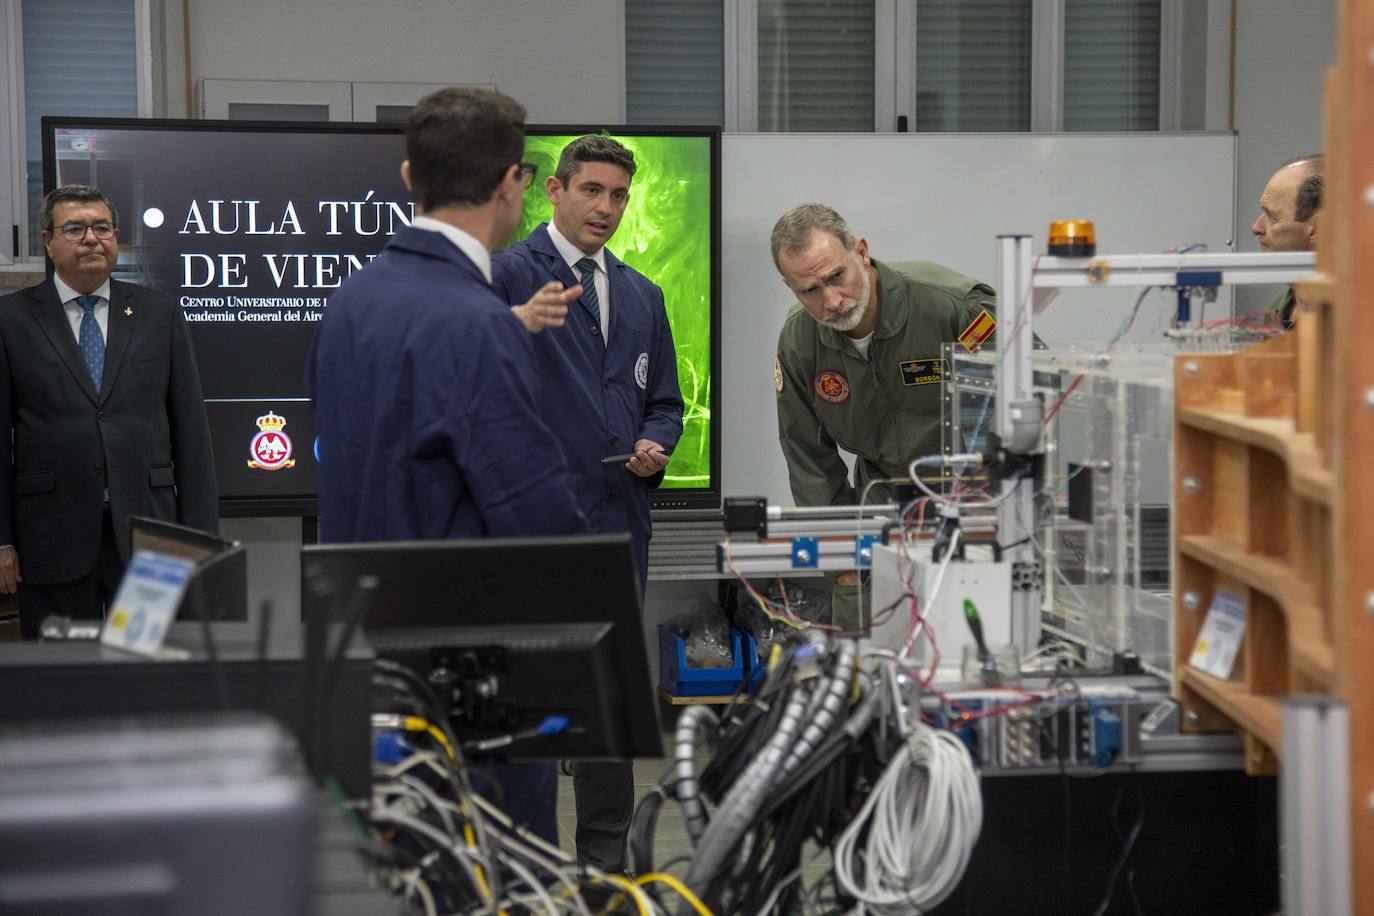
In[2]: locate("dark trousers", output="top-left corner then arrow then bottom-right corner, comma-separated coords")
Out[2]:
573,759 -> 635,871
18,510 -> 123,639
472,761 -> 560,847
566,539 -> 646,872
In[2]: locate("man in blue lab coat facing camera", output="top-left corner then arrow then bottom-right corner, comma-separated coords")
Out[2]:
492,134 -> 684,873
306,87 -> 587,840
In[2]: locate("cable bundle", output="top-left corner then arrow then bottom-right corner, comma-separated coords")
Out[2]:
626,634 -> 986,916
361,657 -> 711,916
833,725 -> 982,914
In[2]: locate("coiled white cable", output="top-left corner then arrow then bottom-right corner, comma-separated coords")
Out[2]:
833,724 -> 983,913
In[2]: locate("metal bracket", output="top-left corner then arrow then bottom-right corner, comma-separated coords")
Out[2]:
790,537 -> 819,569
854,534 -> 879,569
1011,559 -> 1044,591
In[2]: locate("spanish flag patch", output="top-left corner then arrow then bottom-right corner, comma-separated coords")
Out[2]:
957,308 -> 997,352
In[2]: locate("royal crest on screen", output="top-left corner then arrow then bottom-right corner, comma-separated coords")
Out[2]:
247,411 -> 295,470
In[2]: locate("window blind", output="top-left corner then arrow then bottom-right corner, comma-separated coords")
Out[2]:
626,0 -> 725,126
758,0 -> 875,132
915,0 -> 1032,132
1064,0 -> 1160,131
22,0 -> 137,247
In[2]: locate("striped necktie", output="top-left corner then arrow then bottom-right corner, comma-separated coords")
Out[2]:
576,257 -> 604,338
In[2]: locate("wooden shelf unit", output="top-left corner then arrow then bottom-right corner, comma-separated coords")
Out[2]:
1173,1 -> 1374,903
1172,333 -> 1336,774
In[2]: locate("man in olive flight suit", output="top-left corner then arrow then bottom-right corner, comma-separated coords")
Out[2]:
770,203 -> 999,628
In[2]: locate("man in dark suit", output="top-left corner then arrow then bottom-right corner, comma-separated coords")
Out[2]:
0,185 -> 218,638
492,135 -> 684,873
306,87 -> 588,841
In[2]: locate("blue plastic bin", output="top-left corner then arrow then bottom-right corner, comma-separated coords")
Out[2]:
743,632 -> 767,686
658,626 -> 744,697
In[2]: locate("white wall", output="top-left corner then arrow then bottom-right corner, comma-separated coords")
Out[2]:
1233,0 -> 1335,310
173,0 -> 623,124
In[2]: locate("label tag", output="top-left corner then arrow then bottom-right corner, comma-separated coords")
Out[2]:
100,550 -> 195,657
957,308 -> 997,352
1188,589 -> 1247,679
899,357 -> 948,386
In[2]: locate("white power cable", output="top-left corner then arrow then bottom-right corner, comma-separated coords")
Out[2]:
833,725 -> 983,913
900,525 -> 960,666
398,868 -> 439,916
908,453 -> 1018,510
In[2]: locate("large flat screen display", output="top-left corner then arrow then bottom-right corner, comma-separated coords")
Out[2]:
42,118 -> 721,514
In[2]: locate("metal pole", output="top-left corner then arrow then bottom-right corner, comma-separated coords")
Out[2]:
1282,696 -> 1353,916
995,235 -> 1041,653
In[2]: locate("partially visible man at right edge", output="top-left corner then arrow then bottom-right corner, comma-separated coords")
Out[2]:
1250,153 -> 1323,330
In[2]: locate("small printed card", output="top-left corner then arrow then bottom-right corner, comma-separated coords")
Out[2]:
1188,589 -> 1247,679
100,549 -> 195,657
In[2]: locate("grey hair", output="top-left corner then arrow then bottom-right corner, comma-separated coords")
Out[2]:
770,203 -> 857,271
40,184 -> 119,232
1281,153 -> 1325,223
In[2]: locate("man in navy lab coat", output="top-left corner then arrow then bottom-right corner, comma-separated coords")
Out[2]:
492,134 -> 684,872
306,87 -> 587,839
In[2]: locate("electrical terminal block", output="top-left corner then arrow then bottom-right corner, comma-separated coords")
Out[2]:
998,706 -> 1040,767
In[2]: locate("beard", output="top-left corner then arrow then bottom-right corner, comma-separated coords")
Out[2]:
817,256 -> 872,332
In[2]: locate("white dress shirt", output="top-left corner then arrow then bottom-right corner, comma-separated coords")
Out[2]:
411,215 -> 492,285
546,220 -> 609,338
52,274 -> 112,346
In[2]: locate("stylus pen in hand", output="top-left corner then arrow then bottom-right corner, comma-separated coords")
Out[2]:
600,453 -> 635,465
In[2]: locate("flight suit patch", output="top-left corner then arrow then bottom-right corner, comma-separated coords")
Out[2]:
774,354 -> 784,393
899,358 -> 948,386
813,370 -> 850,404
958,307 -> 997,352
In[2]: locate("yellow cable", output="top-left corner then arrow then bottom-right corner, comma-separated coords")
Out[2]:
591,874 -> 650,916
402,716 -> 455,761
460,822 -> 496,903
636,872 -> 713,916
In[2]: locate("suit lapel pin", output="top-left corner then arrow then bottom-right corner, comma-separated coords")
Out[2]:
124,306 -> 133,317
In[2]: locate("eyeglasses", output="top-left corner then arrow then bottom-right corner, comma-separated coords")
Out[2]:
516,162 -> 538,186
56,222 -> 116,242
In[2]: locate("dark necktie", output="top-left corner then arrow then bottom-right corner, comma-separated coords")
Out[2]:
576,257 -> 603,337
76,295 -> 104,388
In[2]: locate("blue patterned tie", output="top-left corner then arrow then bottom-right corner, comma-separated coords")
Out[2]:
75,294 -> 104,388
576,257 -> 602,336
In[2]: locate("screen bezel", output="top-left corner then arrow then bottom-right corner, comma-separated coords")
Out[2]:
300,532 -> 662,759
41,116 -> 723,516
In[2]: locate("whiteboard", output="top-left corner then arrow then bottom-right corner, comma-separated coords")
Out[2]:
719,131 -> 1237,506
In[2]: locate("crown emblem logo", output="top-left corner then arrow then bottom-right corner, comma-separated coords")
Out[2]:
248,411 -> 295,471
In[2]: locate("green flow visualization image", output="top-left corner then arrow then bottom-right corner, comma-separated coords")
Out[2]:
514,133 -> 714,491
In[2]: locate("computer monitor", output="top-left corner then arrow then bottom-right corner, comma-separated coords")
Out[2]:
300,533 -> 661,760
0,713 -> 314,915
44,117 -> 722,514
128,515 -> 247,621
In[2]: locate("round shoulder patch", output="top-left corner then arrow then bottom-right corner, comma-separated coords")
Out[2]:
774,354 -> 784,393
813,370 -> 850,404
